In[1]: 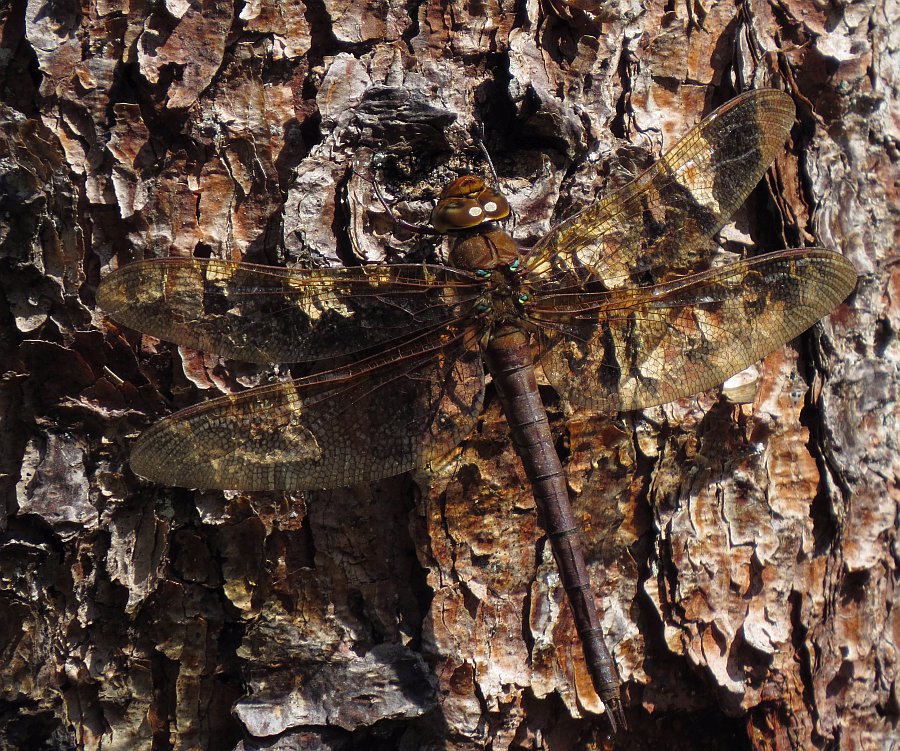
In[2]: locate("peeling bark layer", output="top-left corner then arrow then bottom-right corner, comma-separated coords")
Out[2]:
0,0 -> 895,749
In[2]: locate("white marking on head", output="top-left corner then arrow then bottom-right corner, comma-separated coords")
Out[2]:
483,201 -> 498,212
468,206 -> 483,218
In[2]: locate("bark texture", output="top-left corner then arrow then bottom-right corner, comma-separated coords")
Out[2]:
0,0 -> 895,750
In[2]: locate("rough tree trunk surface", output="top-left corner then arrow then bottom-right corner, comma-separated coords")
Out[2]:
0,0 -> 895,750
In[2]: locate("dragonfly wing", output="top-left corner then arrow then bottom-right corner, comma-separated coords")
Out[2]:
98,258 -> 483,364
521,90 -> 797,290
530,250 -> 856,413
129,327 -> 486,491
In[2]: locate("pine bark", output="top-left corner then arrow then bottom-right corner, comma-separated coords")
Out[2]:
0,1 -> 895,750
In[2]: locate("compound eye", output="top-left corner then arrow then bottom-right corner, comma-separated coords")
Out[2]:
431,198 -> 485,232
478,188 -> 510,221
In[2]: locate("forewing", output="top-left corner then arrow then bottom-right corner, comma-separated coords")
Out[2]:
521,90 -> 797,290
129,328 -> 486,491
98,258 -> 483,364
530,250 -> 856,413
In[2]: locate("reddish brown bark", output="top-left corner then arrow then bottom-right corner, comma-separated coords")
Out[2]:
0,1 -> 894,749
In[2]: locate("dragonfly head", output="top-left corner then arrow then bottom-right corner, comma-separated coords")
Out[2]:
435,175 -> 520,271
431,175 -> 510,233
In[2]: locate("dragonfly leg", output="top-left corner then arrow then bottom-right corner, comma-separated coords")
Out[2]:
471,121 -> 500,186
351,164 -> 441,236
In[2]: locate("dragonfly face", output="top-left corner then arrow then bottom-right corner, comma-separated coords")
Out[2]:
433,175 -> 521,276
97,89 -> 857,731
430,174 -> 512,235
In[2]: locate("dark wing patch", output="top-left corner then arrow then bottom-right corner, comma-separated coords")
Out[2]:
129,328 -> 486,491
529,250 -> 857,413
98,258 -> 484,364
520,90 -> 797,291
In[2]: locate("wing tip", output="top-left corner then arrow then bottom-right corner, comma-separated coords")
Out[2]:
804,249 -> 859,305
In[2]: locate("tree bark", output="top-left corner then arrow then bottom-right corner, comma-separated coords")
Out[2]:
0,0 -> 895,750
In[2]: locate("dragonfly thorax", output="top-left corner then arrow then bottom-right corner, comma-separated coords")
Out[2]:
469,262 -> 528,326
448,226 -> 520,271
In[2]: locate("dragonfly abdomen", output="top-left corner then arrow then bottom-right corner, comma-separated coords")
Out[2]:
483,324 -> 625,729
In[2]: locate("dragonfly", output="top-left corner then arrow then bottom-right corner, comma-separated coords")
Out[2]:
97,89 -> 856,732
